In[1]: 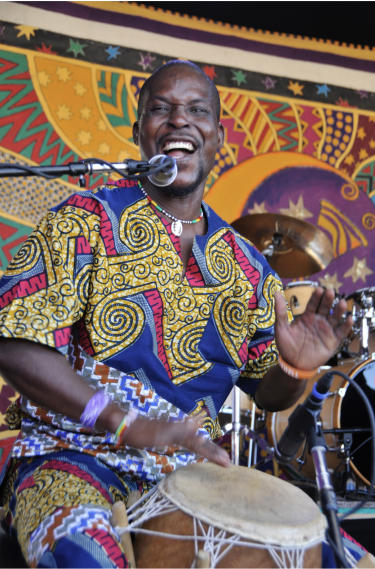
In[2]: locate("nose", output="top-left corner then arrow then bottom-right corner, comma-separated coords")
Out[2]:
168,105 -> 189,128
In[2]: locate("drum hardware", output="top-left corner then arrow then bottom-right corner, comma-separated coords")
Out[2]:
247,400 -> 257,468
231,213 -> 333,278
335,433 -> 357,497
268,358 -> 375,489
221,386 -> 265,466
341,288 -> 375,359
231,386 -> 241,465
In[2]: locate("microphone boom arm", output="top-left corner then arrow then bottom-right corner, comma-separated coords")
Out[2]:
0,157 -> 175,181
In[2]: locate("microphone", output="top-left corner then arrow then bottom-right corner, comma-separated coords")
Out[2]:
147,154 -> 178,187
275,371 -> 334,465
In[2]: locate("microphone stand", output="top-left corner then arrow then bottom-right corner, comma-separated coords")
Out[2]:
308,423 -> 348,568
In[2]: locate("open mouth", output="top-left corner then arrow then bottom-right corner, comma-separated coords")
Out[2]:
161,140 -> 196,160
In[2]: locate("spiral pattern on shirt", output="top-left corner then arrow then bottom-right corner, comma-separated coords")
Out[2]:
8,235 -> 41,274
120,211 -> 159,254
207,245 -> 233,284
94,296 -> 144,347
220,297 -> 245,337
174,325 -> 205,366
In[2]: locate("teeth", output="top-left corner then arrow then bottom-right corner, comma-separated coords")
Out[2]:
163,141 -> 194,152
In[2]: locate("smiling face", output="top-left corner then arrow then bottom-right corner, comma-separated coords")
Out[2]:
133,65 -> 224,196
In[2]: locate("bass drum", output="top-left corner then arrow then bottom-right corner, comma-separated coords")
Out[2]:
267,358 -> 375,486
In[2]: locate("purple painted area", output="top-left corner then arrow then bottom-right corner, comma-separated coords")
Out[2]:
18,1 -> 375,74
243,166 -> 375,296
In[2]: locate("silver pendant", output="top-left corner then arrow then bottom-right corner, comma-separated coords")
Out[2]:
171,220 -> 183,236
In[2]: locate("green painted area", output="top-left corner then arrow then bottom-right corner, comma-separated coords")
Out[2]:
231,69 -> 247,87
67,38 -> 86,58
0,216 -> 33,273
258,98 -> 298,151
0,49 -> 79,165
98,70 -> 106,90
98,71 -> 133,130
356,159 -> 375,200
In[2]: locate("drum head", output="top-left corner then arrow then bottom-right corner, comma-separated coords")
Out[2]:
159,463 -> 325,547
341,358 -> 375,485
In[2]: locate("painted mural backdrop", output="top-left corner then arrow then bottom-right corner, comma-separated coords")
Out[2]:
0,10 -> 375,465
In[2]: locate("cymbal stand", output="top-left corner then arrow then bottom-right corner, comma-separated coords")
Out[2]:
359,293 -> 374,358
247,401 -> 257,467
231,386 -> 241,465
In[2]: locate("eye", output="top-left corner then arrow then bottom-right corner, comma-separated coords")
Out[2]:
190,107 -> 208,114
151,105 -> 170,114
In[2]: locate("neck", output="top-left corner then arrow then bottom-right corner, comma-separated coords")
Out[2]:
141,179 -> 204,221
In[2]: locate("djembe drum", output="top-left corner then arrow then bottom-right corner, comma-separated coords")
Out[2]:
114,463 -> 326,568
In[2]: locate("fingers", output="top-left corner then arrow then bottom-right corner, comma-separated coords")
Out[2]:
329,298 -> 353,341
190,435 -> 231,467
274,291 -> 289,333
329,297 -> 347,326
335,314 -> 353,342
305,286 -> 336,316
124,416 -> 231,468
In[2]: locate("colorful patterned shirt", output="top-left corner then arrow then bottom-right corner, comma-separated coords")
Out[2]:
0,180 -> 284,483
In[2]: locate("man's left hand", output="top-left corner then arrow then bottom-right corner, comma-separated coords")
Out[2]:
274,287 -> 353,371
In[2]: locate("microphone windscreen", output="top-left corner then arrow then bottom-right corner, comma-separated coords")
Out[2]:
148,155 -> 177,187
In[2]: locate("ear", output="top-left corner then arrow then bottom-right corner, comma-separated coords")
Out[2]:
133,121 -> 139,145
217,122 -> 225,149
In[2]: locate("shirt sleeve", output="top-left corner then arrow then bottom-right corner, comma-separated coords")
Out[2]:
236,270 -> 293,397
0,197 -> 101,354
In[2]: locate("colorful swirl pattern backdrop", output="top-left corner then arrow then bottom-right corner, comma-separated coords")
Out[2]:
0,1 -> 374,462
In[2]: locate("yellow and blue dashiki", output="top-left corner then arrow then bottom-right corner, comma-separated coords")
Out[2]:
0,179 -> 285,485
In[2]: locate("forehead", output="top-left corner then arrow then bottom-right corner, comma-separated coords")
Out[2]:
147,66 -> 212,102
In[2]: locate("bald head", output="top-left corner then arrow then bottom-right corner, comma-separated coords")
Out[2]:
137,60 -> 221,121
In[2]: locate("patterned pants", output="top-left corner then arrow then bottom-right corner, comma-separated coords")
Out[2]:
0,450 -> 368,568
1,450 -> 151,568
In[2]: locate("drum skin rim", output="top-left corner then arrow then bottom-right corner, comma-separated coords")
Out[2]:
158,462 -> 326,548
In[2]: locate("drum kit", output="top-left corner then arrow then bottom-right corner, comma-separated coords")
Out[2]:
227,213 -> 374,486
228,212 -> 375,497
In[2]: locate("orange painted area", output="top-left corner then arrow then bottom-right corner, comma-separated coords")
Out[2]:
32,56 -> 139,162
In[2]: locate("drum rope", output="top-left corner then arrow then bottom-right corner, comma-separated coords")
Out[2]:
196,521 -> 240,567
114,488 -> 322,568
127,492 -> 179,525
126,483 -> 159,515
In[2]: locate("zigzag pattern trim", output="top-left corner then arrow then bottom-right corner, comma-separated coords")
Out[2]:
0,50 -> 79,167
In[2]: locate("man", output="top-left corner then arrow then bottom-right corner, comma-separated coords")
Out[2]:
0,61 -> 353,567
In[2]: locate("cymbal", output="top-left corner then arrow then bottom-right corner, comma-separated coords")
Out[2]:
231,213 -> 333,278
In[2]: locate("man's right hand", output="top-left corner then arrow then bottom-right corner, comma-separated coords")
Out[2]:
120,414 -> 231,468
